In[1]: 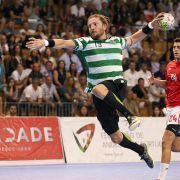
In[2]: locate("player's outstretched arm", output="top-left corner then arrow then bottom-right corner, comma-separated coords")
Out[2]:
148,74 -> 167,88
26,38 -> 75,50
126,12 -> 165,47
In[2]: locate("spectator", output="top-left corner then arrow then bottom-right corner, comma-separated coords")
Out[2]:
68,62 -> 79,81
98,1 -> 111,18
35,23 -> 47,39
150,53 -> 160,74
53,60 -> 68,91
9,0 -> 25,24
135,13 -> 147,30
152,105 -> 164,117
123,61 -> 139,88
148,77 -> 166,109
61,76 -> 78,103
11,63 -> 31,91
26,49 -> 41,66
41,75 -> 62,115
9,44 -> 24,73
132,78 -> 150,116
6,104 -> 18,117
70,0 -> 86,30
143,1 -> 156,22
154,61 -> 166,80
19,78 -> 43,116
41,60 -> 54,79
0,54 -> 6,115
1,20 -> 16,36
0,35 -> 9,54
59,49 -> 83,73
137,62 -> 151,87
123,89 -> 140,116
29,62 -> 43,84
75,104 -> 89,117
42,47 -> 57,69
5,78 -> 19,102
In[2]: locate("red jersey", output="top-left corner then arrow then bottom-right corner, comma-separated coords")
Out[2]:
166,60 -> 180,107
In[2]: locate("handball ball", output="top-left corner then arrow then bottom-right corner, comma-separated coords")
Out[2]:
159,13 -> 175,31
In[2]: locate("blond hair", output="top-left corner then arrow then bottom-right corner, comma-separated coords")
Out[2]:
88,14 -> 111,33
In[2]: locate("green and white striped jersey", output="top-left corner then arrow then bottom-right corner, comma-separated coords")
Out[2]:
73,36 -> 127,90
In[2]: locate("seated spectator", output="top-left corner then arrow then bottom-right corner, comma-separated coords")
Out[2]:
9,0 -> 25,24
0,35 -> 9,55
53,60 -> 68,93
61,76 -> 78,103
123,61 -> 139,88
58,49 -> 83,74
41,75 -> 62,116
19,78 -> 43,116
132,78 -> 150,116
0,55 -> 6,115
25,49 -> 42,69
29,62 -> 43,84
70,1 -> 86,31
5,78 -> 19,102
137,62 -> 151,87
143,1 -> 156,22
148,77 -> 166,109
154,61 -> 166,80
41,60 -> 54,80
98,1 -> 111,18
35,23 -> 47,39
135,13 -> 147,30
123,89 -> 140,116
75,104 -> 89,117
9,44 -> 24,73
6,104 -> 18,117
152,105 -> 164,117
42,47 -> 57,69
11,63 -> 31,92
150,53 -> 160,74
67,62 -> 79,81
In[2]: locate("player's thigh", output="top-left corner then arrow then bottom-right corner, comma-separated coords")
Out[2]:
93,95 -> 119,135
172,137 -> 180,152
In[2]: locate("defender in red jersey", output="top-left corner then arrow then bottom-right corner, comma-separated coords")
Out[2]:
149,38 -> 180,180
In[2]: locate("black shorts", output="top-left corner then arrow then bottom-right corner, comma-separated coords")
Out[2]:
166,124 -> 180,137
93,79 -> 127,135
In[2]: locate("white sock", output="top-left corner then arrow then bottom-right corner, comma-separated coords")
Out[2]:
157,163 -> 169,180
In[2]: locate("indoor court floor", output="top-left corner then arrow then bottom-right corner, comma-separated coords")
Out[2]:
0,162 -> 179,180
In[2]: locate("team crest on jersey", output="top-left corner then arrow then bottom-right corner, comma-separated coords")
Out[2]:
170,74 -> 177,81
109,40 -> 116,44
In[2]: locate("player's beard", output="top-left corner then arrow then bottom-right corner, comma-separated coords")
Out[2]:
90,28 -> 105,40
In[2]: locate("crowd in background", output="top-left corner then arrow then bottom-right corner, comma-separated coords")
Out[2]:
0,0 -> 179,117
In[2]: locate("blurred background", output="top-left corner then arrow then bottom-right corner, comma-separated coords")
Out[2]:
0,0 -> 179,117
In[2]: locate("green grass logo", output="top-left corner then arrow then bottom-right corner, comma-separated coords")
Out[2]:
73,123 -> 95,152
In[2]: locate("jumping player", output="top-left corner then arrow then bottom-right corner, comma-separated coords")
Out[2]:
149,38 -> 180,179
26,13 -> 164,168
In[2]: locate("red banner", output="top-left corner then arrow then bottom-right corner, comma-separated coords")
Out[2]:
0,117 -> 64,161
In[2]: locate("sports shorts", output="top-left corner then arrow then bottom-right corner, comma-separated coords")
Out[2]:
92,79 -> 127,135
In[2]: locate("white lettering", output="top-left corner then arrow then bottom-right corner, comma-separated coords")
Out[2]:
44,127 -> 53,142
4,128 -> 15,142
30,128 -> 42,142
17,128 -> 29,142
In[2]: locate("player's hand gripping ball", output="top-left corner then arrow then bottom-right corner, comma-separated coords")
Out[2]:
159,13 -> 175,31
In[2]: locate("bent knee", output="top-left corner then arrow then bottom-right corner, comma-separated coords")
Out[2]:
162,140 -> 172,149
110,132 -> 123,144
92,84 -> 108,99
